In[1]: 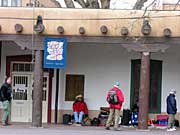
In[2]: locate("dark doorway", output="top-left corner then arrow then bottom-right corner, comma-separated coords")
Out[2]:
130,60 -> 162,113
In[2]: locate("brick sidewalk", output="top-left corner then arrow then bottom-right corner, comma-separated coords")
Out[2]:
0,124 -> 179,135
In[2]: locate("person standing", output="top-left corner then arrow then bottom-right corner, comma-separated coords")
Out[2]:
0,77 -> 12,126
105,82 -> 124,131
73,94 -> 88,125
166,90 -> 177,131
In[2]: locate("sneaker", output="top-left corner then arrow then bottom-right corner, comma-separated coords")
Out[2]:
114,128 -> 122,131
171,127 -> 176,131
172,126 -> 177,130
167,128 -> 176,132
74,123 -> 81,126
2,123 -> 7,126
105,127 -> 110,130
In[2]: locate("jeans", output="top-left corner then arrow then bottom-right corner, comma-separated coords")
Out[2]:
73,111 -> 84,123
168,114 -> 175,128
106,109 -> 121,129
2,100 -> 10,124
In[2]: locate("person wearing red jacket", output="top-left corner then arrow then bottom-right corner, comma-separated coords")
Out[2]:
105,82 -> 124,131
73,94 -> 88,124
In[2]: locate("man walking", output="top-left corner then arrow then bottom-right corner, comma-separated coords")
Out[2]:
0,77 -> 12,126
105,82 -> 124,131
166,90 -> 177,131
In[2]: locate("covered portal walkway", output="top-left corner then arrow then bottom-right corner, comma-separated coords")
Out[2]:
0,124 -> 179,135
1,7 -> 180,129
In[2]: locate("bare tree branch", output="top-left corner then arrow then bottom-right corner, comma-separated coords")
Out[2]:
174,0 -> 180,10
74,0 -> 88,8
64,0 -> 75,8
133,0 -> 148,9
37,0 -> 61,7
142,0 -> 157,17
100,0 -> 110,9
87,0 -> 100,8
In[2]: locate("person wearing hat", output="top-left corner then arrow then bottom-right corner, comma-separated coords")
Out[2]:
105,82 -> 124,131
73,94 -> 88,124
166,90 -> 177,131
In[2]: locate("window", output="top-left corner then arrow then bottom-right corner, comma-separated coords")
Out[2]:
1,0 -> 8,6
12,76 -> 28,100
11,0 -> 21,7
1,0 -> 21,7
12,62 -> 48,72
12,63 -> 34,72
65,74 -> 85,101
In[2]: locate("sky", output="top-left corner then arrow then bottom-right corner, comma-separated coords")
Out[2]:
57,0 -> 179,9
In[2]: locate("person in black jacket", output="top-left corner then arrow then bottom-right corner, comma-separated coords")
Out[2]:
0,77 -> 12,126
166,90 -> 177,131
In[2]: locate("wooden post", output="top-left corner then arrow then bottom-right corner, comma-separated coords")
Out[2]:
32,50 -> 43,127
0,41 -> 1,71
138,52 -> 150,129
55,69 -> 59,124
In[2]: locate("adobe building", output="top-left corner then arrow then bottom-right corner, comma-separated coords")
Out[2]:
0,0 -> 180,129
0,0 -> 60,7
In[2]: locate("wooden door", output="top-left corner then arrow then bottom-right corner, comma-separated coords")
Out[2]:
130,60 -> 162,113
149,60 -> 162,113
11,74 -> 31,122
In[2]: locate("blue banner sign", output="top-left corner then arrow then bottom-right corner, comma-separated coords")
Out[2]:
44,38 -> 67,69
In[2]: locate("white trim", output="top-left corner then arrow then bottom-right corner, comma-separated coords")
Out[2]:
0,0 -> 21,7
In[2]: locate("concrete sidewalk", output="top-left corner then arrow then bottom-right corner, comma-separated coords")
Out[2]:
0,124 -> 179,135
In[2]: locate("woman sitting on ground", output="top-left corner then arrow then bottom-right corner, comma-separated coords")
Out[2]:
73,94 -> 88,124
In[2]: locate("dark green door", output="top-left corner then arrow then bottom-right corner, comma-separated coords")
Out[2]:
130,60 -> 162,113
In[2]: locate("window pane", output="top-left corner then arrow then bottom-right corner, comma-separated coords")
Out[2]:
18,63 -> 25,72
2,0 -> 8,6
11,0 -> 21,7
13,63 -> 19,71
25,64 -> 31,72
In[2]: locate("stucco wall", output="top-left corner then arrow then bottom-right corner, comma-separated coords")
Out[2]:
58,44 -> 132,111
1,8 -> 180,37
54,43 -> 180,114
152,45 -> 180,112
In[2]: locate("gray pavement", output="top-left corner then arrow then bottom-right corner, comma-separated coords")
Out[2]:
0,124 -> 179,135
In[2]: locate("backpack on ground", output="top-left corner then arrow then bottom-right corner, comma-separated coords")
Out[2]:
91,117 -> 100,126
175,119 -> 179,127
107,90 -> 119,104
63,114 -> 71,125
82,117 -> 91,126
122,109 -> 131,126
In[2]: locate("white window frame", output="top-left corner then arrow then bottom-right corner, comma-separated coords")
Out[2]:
0,0 -> 21,7
11,0 -> 21,7
1,0 -> 9,7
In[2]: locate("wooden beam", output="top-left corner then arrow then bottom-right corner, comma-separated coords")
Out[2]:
121,43 -> 170,52
15,24 -> 23,33
100,25 -> 108,34
0,34 -> 179,51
